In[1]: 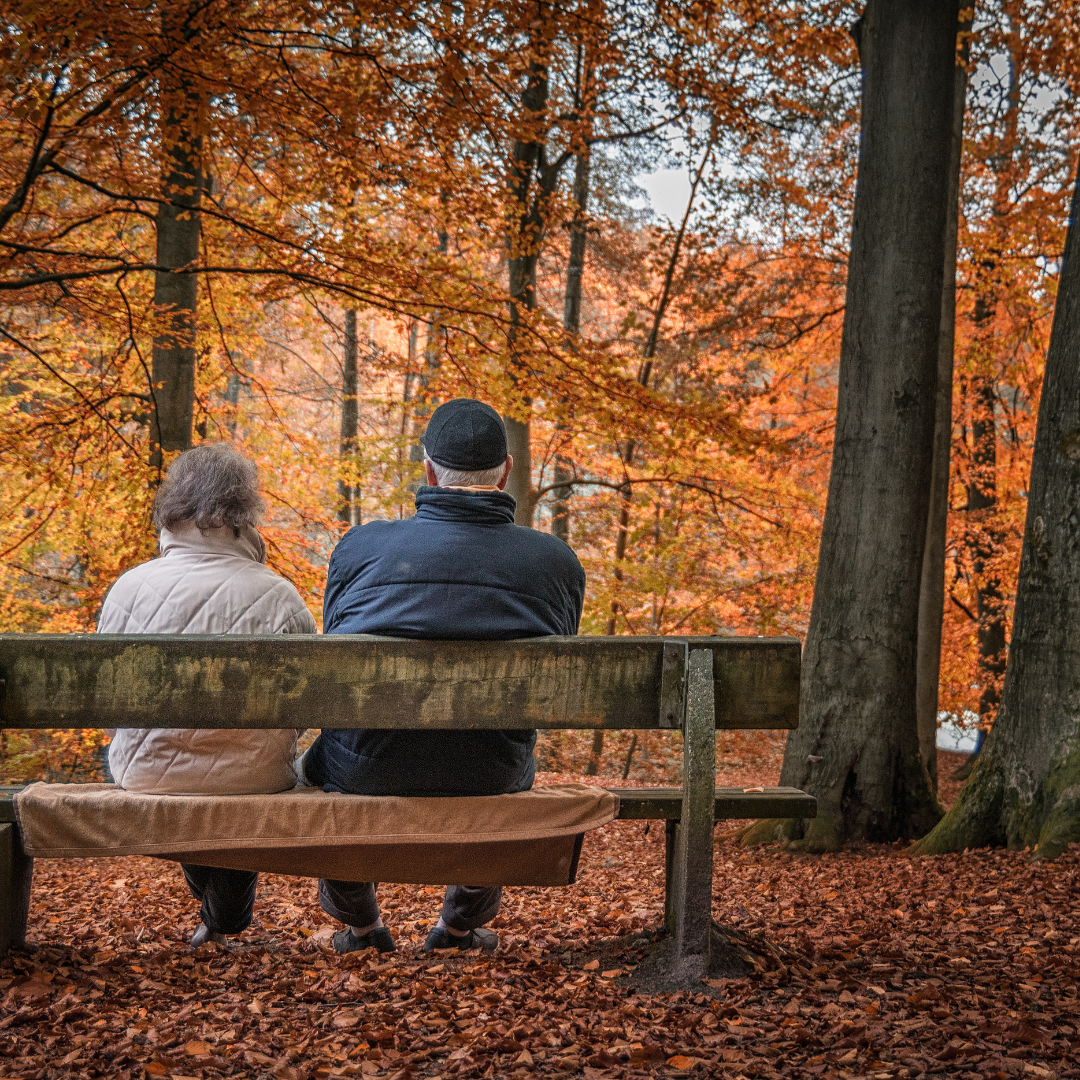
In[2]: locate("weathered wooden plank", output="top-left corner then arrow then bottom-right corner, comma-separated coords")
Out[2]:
612,787 -> 817,821
667,648 -> 716,978
0,634 -> 671,731
709,637 -> 801,730
0,634 -> 800,731
0,824 -> 31,954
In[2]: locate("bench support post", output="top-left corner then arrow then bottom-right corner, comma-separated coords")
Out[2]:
666,647 -> 715,980
0,823 -> 32,954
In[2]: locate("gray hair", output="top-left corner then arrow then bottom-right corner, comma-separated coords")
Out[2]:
425,453 -> 507,488
153,443 -> 265,534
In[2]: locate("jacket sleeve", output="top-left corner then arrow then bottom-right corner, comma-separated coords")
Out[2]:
562,551 -> 586,635
280,605 -> 317,634
322,543 -> 346,633
277,584 -> 317,634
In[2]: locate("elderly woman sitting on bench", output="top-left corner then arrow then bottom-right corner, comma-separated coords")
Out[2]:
99,443 -> 316,947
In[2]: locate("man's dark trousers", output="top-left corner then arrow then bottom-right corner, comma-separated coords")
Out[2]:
310,485 -> 586,931
182,864 -> 257,935
318,879 -> 501,933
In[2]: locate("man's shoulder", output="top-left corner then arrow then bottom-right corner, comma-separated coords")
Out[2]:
332,518 -> 405,555
508,525 -> 585,575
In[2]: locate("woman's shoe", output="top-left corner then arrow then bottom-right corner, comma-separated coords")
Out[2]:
423,926 -> 498,953
332,926 -> 396,954
190,923 -> 229,947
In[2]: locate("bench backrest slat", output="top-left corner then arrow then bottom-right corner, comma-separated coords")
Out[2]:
0,634 -> 799,731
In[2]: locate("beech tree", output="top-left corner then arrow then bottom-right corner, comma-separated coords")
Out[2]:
916,12 -> 972,789
910,164 -> 1080,860
745,0 -> 962,850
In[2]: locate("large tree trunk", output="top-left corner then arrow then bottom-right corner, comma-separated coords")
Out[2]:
910,166 -> 1080,861
916,14 -> 971,791
150,15 -> 202,466
747,0 -> 960,852
338,309 -> 359,526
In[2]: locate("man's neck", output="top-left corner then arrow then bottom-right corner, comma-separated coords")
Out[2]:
443,485 -> 501,492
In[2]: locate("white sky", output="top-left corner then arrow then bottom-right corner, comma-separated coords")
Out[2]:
637,166 -> 693,223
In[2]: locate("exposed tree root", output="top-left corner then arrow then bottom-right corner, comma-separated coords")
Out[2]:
908,743 -> 1080,860
630,920 -> 796,992
737,817 -> 799,849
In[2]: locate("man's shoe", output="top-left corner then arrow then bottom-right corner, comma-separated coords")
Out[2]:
333,926 -> 396,954
190,923 -> 228,948
423,926 -> 498,953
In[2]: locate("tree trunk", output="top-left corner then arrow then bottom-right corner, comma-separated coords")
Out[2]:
338,309 -> 359,526
606,136 -> 713,636
910,165 -> 1080,860
409,223 -> 448,478
149,29 -> 203,467
504,19 -> 558,528
552,147 -> 591,545
747,0 -> 960,852
916,14 -> 971,791
966,371 -> 1007,721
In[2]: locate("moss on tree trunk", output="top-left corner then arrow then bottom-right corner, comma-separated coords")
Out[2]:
909,168 -> 1080,861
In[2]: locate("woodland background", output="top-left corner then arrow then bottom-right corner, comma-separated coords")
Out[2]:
1,0 -> 1078,782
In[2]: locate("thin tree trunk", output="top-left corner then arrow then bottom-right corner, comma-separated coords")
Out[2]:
953,19 -> 1021,782
552,146 -> 591,544
748,0 -> 960,852
916,15 -> 971,791
967,371 -> 1007,714
504,12 -> 557,528
149,18 -> 203,467
409,222 -> 448,478
911,164 -> 1080,859
588,139 -> 711,778
605,136 -> 713,636
338,309 -> 359,526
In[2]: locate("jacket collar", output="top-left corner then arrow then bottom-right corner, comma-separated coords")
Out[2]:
414,486 -> 516,525
159,521 -> 267,564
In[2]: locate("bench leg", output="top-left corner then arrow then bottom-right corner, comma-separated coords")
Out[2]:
664,818 -> 678,931
666,648 -> 715,980
0,823 -> 32,954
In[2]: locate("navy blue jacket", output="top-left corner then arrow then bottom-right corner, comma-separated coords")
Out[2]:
304,486 -> 585,797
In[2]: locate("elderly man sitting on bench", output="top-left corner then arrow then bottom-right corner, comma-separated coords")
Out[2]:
300,398 -> 586,955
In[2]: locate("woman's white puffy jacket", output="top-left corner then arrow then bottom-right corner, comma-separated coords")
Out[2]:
99,521 -> 316,795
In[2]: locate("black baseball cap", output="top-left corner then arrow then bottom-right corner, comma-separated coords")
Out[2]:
420,399 -> 508,471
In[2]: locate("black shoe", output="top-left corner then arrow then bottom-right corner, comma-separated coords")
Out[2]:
333,926 -> 396,954
190,923 -> 228,948
423,926 -> 498,953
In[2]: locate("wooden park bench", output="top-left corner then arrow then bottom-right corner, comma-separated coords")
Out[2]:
0,634 -> 814,980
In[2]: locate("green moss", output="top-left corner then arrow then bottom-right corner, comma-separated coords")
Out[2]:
739,817 -> 798,848
906,751 -> 1004,855
804,814 -> 842,853
1033,748 -> 1080,859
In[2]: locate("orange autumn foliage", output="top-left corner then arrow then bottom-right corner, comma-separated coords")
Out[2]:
1,0 -> 1078,781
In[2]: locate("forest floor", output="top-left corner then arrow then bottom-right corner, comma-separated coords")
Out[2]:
0,746 -> 1077,1080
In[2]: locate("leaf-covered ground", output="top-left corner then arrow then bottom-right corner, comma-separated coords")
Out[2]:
1,749 -> 1077,1080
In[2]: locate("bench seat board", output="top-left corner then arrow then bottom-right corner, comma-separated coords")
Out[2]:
12,783 -> 617,887
0,634 -> 800,731
612,787 -> 817,821
0,786 -> 816,825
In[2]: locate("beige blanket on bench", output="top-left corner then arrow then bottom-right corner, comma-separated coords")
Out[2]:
13,783 -> 618,887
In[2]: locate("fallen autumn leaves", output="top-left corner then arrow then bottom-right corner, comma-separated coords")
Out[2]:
0,752 -> 1076,1080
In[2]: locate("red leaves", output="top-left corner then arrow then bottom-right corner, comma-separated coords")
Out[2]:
0,762 -> 1074,1080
